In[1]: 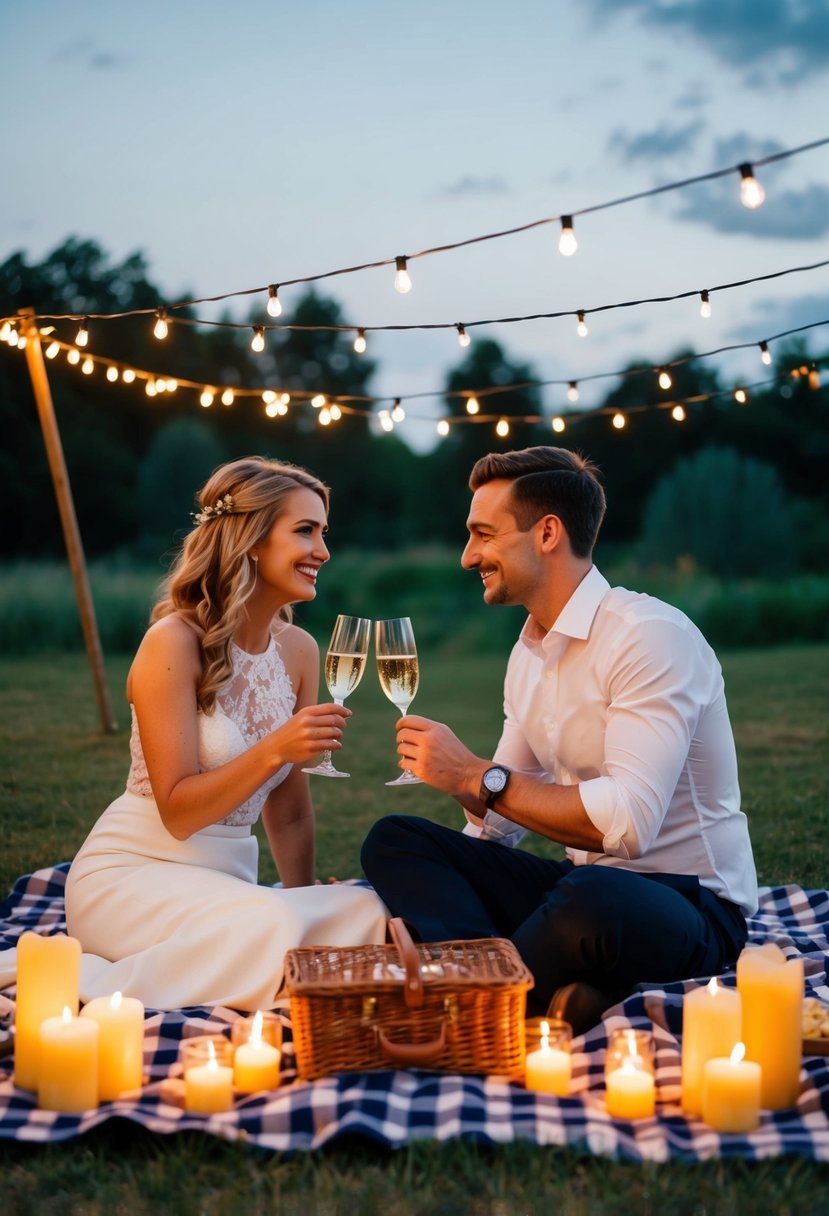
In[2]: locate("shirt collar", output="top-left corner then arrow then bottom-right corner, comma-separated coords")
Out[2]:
519,565 -> 610,651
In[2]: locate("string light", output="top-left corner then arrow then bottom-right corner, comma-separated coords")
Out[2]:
739,163 -> 765,209
17,335 -> 27,350
378,409 -> 394,432
658,369 -> 672,390
456,324 -> 471,348
699,290 -> 711,319
552,416 -> 566,433
6,328 -> 19,347
394,256 -> 412,294
437,418 -> 450,436
759,340 -> 772,365
67,347 -> 80,365
266,285 -> 282,318
153,310 -> 168,340
353,328 -> 367,354
330,403 -> 342,421
319,407 -> 332,426
251,326 -> 265,353
391,399 -> 405,423
495,418 -> 510,438
612,412 -> 626,430
262,390 -> 277,405
280,392 -> 291,407
671,404 -> 686,422
75,319 -> 89,347
106,365 -> 119,382
122,368 -> 136,384
466,395 -> 480,415
567,381 -> 579,403
558,215 -> 578,257
221,388 -> 234,406
145,379 -> 157,397
576,310 -> 588,337
311,393 -> 327,409
45,340 -> 60,359
734,388 -> 747,403
265,400 -> 279,417
200,389 -> 214,407
155,378 -> 167,393
0,321 -> 11,342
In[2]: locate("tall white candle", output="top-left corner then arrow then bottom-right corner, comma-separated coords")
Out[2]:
81,991 -> 145,1100
38,1006 -> 99,1112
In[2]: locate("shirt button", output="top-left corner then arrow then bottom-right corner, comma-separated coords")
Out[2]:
546,670 -> 554,679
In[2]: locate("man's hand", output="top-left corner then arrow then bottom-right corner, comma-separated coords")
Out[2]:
395,714 -> 484,797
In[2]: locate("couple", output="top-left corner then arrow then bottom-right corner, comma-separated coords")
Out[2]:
66,450 -> 757,1029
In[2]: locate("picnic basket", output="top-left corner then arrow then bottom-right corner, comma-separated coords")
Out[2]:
285,917 -> 534,1081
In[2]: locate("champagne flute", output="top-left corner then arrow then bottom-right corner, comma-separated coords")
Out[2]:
375,617 -> 422,787
303,614 -> 371,778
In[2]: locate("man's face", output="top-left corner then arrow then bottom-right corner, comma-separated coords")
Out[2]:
462,479 -> 540,608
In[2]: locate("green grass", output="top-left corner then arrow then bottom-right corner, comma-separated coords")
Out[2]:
1,645 -> 829,1212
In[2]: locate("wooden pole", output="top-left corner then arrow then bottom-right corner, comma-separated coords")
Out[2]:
19,308 -> 119,734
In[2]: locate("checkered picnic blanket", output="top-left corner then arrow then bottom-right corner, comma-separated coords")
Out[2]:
1,864 -> 827,1160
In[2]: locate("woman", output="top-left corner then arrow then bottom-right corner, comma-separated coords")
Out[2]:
65,456 -> 387,1011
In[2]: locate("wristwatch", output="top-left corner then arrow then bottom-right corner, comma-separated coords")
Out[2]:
479,764 -> 511,810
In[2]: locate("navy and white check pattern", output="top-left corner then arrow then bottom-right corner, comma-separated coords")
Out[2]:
1,865 -> 827,1160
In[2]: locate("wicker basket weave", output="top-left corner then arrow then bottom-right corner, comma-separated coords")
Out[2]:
285,917 -> 533,1081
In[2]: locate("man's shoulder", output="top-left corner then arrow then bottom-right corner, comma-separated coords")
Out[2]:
601,584 -> 691,628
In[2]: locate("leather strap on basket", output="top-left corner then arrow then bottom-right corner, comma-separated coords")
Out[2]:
375,1020 -> 448,1065
389,916 -> 425,1008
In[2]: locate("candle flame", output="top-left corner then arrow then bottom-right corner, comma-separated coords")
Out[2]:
61,1005 -> 72,1024
730,1042 -> 746,1066
111,991 -> 123,1011
206,1039 -> 217,1071
251,1010 -> 264,1046
626,1029 -> 640,1058
707,977 -> 719,996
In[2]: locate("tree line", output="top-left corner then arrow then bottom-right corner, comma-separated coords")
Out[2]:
1,238 -> 827,576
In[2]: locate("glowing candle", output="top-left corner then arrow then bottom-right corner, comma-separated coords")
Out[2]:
183,1038 -> 234,1114
80,991 -> 145,1100
737,942 -> 803,1109
605,1029 -> 655,1119
14,930 -> 81,1091
232,1010 -> 281,1093
680,977 -> 742,1116
701,1042 -> 761,1133
37,1006 -> 99,1112
524,1018 -> 571,1096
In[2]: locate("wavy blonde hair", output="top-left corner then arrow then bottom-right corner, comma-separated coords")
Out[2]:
152,456 -> 330,713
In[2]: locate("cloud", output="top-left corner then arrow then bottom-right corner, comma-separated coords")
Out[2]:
589,0 -> 829,85
53,38 -> 129,71
728,292 -> 829,343
436,175 -> 511,199
609,120 -> 705,163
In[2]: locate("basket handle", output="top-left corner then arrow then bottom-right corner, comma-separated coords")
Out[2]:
389,917 -> 424,1009
375,1020 -> 449,1065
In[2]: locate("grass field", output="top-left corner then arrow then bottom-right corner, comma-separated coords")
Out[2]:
1,645 -> 828,1213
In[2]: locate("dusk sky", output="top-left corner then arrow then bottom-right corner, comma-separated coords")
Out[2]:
3,1 -> 828,448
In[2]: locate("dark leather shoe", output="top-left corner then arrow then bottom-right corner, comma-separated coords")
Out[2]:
547,982 -> 614,1036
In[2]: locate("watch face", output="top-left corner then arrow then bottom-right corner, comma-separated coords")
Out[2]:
485,767 -> 508,793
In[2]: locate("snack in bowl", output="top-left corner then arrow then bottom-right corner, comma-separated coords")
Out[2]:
802,996 -> 829,1053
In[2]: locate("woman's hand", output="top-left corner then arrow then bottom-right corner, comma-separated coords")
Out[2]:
271,702 -> 351,766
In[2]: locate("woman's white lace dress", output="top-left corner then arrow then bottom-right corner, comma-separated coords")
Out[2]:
65,635 -> 387,1011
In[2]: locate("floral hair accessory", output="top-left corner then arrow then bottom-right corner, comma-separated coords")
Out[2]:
192,493 -> 235,525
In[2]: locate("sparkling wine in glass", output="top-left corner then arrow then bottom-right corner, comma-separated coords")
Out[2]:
303,614 -> 371,778
375,616 -> 422,787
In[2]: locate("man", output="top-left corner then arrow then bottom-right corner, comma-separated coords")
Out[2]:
361,446 -> 757,1031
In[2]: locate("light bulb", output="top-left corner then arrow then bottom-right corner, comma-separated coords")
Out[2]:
276,399 -> 289,415
759,341 -> 772,365
200,390 -> 214,408
153,311 -> 168,340
739,163 -> 765,209
658,369 -> 672,390
612,412 -> 626,429
495,418 -> 510,438
567,381 -> 579,403
17,335 -> 27,349
251,326 -> 265,353
391,399 -> 405,423
699,290 -> 711,319
379,409 -> 394,432
81,356 -> 94,375
330,404 -> 342,421
456,324 -> 471,348
106,365 -> 119,382
166,378 -> 178,392
311,393 -> 327,408
75,319 -> 89,347
808,367 -> 821,390
45,341 -> 60,359
7,328 -> 19,347
145,380 -> 157,397
466,396 -> 480,415
265,401 -> 279,417
319,407 -> 331,426
734,388 -> 747,404
353,328 -> 367,354
262,389 -> 277,405
280,392 -> 291,406
0,321 -> 10,342
67,347 -> 80,365
155,379 -> 167,393
221,388 -> 234,406
394,256 -> 412,294
437,418 -> 450,436
671,405 -> 686,422
558,215 -> 577,257
266,285 -> 282,318
122,368 -> 136,383
552,416 -> 566,433
576,310 -> 588,337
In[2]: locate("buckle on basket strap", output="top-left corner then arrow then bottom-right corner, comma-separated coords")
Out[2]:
389,917 -> 425,1008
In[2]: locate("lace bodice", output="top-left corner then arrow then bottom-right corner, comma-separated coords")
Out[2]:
126,633 -> 296,826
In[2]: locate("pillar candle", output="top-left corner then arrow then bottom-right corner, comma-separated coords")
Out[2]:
701,1042 -> 761,1133
80,991 -> 145,1100
681,977 -> 742,1116
605,1059 -> 655,1119
37,1006 -> 99,1112
184,1040 -> 234,1114
737,942 -> 803,1109
14,930 -> 81,1092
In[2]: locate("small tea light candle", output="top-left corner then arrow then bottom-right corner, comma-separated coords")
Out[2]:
37,1005 -> 99,1112
524,1017 -> 572,1096
701,1042 -> 761,1133
605,1028 -> 655,1120
231,1010 -> 282,1093
182,1036 -> 234,1114
80,991 -> 145,1100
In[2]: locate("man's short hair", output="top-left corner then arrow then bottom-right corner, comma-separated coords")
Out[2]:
469,447 -> 606,558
